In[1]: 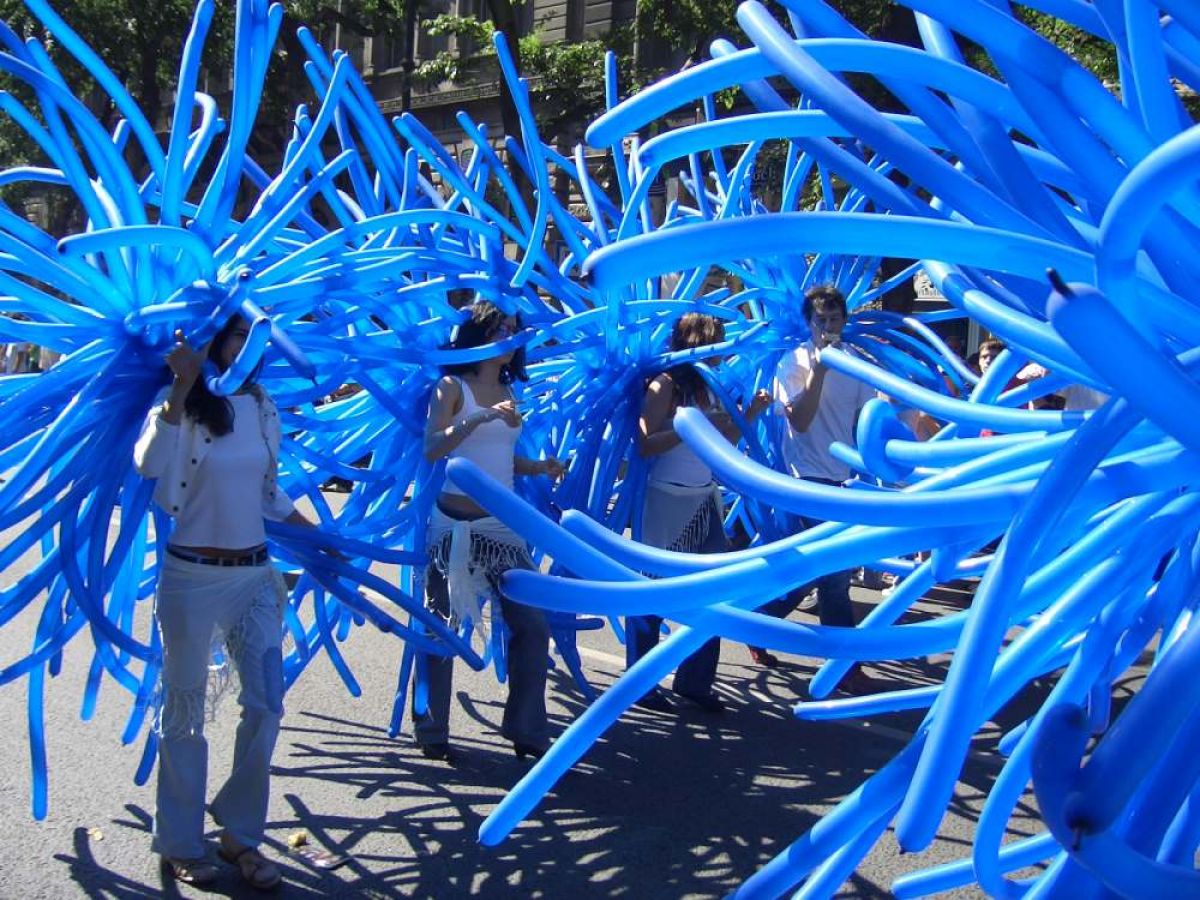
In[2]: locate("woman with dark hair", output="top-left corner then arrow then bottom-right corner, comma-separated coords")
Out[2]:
133,316 -> 317,889
415,300 -> 563,761
629,312 -> 770,713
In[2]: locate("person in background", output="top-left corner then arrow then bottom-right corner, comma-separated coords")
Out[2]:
768,285 -> 876,690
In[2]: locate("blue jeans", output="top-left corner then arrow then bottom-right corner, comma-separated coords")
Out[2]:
413,561 -> 551,749
759,477 -> 856,628
152,555 -> 284,859
626,492 -> 726,696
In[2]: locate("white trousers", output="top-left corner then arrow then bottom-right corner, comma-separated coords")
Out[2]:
152,553 -> 285,859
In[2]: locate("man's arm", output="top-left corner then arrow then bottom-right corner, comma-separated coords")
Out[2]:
783,349 -> 827,433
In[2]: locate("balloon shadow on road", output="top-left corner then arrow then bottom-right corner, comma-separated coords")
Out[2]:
264,666 -> 904,898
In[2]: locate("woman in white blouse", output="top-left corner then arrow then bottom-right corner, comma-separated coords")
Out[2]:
134,316 -> 315,889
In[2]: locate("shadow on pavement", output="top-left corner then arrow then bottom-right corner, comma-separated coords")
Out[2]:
261,674 -> 890,898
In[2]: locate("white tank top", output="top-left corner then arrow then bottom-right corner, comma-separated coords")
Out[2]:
651,438 -> 713,487
650,385 -> 715,488
171,393 -> 270,549
443,378 -> 521,495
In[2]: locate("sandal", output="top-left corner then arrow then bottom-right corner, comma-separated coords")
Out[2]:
218,841 -> 282,891
163,855 -> 220,885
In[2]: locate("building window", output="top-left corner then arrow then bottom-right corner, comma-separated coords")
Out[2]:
373,32 -> 407,72
417,0 -> 452,62
457,0 -> 489,58
566,0 -> 585,41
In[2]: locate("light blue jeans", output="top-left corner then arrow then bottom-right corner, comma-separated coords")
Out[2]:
152,553 -> 284,859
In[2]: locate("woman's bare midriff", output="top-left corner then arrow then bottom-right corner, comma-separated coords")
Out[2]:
172,544 -> 265,558
436,492 -> 488,519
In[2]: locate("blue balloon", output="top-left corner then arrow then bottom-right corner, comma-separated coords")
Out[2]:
3,0 -> 1200,897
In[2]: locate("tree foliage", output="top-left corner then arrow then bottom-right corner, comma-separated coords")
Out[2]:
0,0 -> 231,167
416,14 -> 622,140
0,0 -> 1178,213
1018,9 -> 1118,86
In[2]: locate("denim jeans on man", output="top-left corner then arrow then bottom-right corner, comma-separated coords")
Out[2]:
759,476 -> 857,627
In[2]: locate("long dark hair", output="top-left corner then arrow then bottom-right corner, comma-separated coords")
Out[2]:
442,300 -> 528,384
183,316 -> 260,436
665,312 -> 724,406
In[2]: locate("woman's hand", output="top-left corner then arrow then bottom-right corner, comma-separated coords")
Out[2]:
161,331 -> 209,423
165,330 -> 206,388
285,510 -> 347,560
705,406 -> 740,441
516,455 -> 565,478
486,399 -> 522,427
704,406 -> 734,430
747,389 -> 772,420
537,457 -> 566,479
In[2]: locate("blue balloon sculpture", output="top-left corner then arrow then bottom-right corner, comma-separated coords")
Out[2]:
2,0 -> 1200,896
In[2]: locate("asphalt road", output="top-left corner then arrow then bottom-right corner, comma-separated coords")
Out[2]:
0,508 -> 1042,898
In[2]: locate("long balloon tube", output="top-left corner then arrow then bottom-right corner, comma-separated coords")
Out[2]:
223,150 -> 355,267
309,571 -> 362,697
528,491 -> 1158,669
248,59 -> 354,232
1158,770 -> 1200,866
583,212 -> 1094,295
1120,694 -> 1200,859
203,308 -> 270,396
794,684 -> 941,721
60,498 -> 151,676
795,807 -> 895,899
513,441 -> 1181,611
559,501 -> 988,582
27,635 -> 49,819
3,2 -> 1200,895
740,2 -> 1050,239
1032,700 -> 1200,897
895,395 -> 1142,851
808,561 -> 938,696
928,263 -> 1094,377
828,346 -> 1081,433
458,116 -> 532,232
58,226 -> 216,283
1049,279 -> 1200,453
389,641 -> 417,738
675,407 -> 1180,529
479,616 -> 725,846
23,0 -> 165,180
0,67 -> 135,301
160,0 -> 215,226
121,634 -> 161,745
1065,613 -> 1200,836
0,353 -> 131,520
19,42 -> 146,236
273,541 -> 484,667
892,832 -> 1057,898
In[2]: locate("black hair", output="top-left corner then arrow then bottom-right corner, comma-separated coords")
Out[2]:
802,284 -> 848,322
442,300 -> 528,384
665,312 -> 724,406
183,316 -> 261,436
